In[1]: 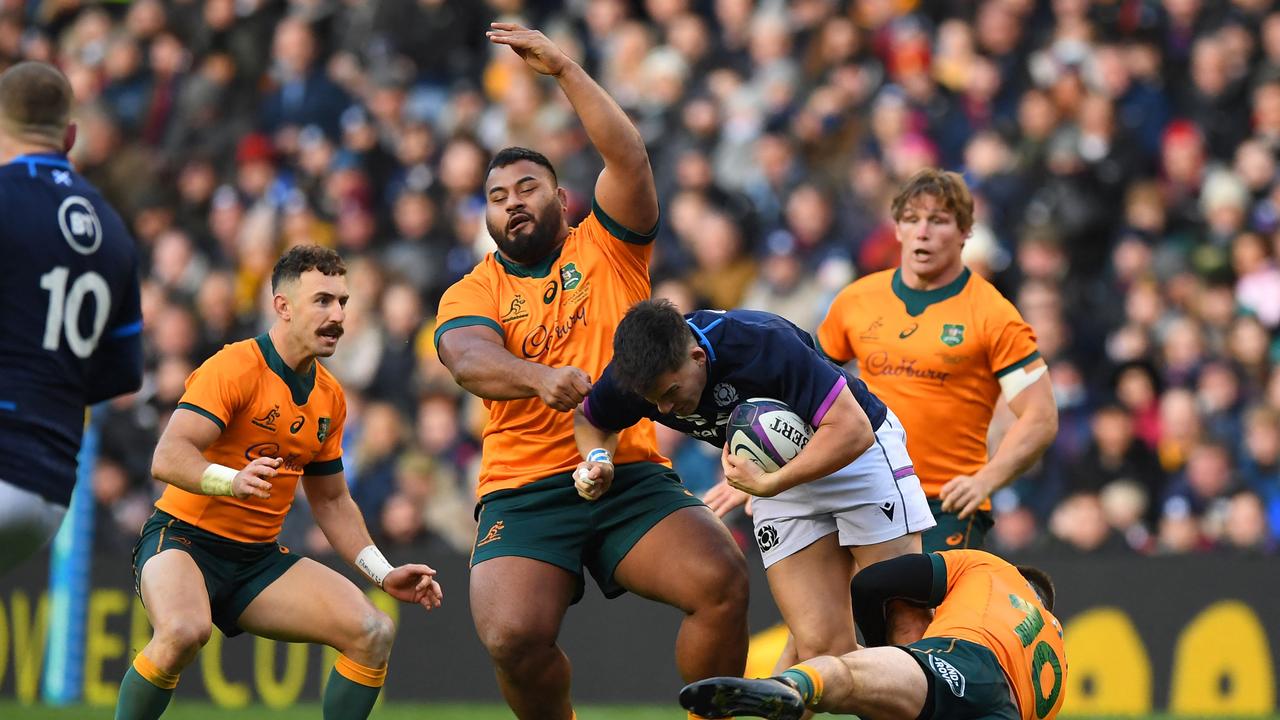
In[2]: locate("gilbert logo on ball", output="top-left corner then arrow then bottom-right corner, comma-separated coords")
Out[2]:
726,398 -> 813,473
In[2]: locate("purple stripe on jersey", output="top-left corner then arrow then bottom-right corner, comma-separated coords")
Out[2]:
892,465 -> 916,480
581,396 -> 600,428
812,375 -> 849,426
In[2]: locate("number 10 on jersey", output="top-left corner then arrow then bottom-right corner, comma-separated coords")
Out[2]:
40,266 -> 112,359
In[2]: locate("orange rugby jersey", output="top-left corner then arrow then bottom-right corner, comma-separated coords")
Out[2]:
156,334 -> 346,542
816,268 -> 1040,499
925,550 -> 1067,720
434,202 -> 667,496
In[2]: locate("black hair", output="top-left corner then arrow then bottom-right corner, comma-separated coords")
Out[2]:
612,299 -> 694,396
1015,565 -> 1057,612
486,146 -> 558,184
271,245 -> 346,291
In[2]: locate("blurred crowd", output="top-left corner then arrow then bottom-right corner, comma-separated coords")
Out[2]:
27,0 -> 1280,558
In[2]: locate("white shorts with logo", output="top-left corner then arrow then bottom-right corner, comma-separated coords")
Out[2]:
0,478 -> 68,576
750,408 -> 935,568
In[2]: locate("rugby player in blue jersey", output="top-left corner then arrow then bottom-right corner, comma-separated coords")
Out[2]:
574,299 -> 935,663
0,62 -> 143,575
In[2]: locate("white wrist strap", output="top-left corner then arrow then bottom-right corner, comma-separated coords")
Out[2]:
356,545 -> 393,587
586,448 -> 612,464
199,464 -> 237,496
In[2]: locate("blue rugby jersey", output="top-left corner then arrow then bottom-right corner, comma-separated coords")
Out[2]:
583,309 -> 887,446
0,153 -> 143,505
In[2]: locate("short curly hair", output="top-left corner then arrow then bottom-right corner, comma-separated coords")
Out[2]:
890,168 -> 975,234
271,245 -> 346,291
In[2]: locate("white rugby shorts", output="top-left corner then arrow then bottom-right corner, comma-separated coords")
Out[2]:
750,408 -> 935,568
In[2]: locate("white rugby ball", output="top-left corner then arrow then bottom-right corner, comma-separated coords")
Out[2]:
726,397 -> 813,473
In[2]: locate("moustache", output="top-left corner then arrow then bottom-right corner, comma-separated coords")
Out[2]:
317,325 -> 344,338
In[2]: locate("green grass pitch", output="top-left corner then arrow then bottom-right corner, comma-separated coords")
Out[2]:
2,703 -> 1274,719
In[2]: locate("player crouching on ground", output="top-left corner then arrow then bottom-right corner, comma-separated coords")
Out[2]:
117,246 -> 442,720
573,299 -> 937,663
681,550 -> 1067,720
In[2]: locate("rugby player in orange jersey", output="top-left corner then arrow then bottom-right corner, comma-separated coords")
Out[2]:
435,23 -> 747,720
118,247 -> 441,720
681,549 -> 1067,720
816,169 -> 1058,552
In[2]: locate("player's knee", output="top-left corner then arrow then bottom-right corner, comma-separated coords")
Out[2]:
352,609 -> 396,662
478,620 -> 552,669
155,617 -> 212,655
701,551 -> 749,614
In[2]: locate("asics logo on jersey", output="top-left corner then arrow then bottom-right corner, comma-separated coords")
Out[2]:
251,405 -> 281,432
290,416 -> 305,433
898,323 -> 919,339
521,304 -> 588,358
477,520 -> 505,546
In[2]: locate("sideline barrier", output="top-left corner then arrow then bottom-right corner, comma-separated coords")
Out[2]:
0,545 -> 1274,714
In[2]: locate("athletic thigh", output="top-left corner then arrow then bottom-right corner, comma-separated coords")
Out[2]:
836,646 -> 930,720
611,505 -> 748,613
236,558 -> 381,647
138,549 -> 214,635
764,532 -> 857,658
470,555 -> 578,652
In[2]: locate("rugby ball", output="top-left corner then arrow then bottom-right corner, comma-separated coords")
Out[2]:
726,398 -> 813,473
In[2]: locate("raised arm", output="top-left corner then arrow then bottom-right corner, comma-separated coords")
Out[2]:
437,325 -> 591,411
151,408 -> 279,500
487,22 -> 658,233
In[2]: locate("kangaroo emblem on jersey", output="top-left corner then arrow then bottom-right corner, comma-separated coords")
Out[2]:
560,262 -> 582,290
251,405 -> 280,432
501,294 -> 528,322
477,520 -> 505,546
317,417 -> 331,443
941,324 -> 965,347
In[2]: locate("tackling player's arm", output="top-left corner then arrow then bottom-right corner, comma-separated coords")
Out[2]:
723,386 -> 873,497
849,553 -> 945,647
150,409 -> 279,500
302,472 -> 442,610
438,325 -> 591,411
487,23 -> 657,234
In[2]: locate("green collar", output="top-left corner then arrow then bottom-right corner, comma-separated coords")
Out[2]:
892,267 -> 971,317
255,333 -> 315,406
494,243 -> 565,279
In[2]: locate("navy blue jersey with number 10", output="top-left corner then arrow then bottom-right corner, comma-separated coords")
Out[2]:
0,153 -> 143,506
